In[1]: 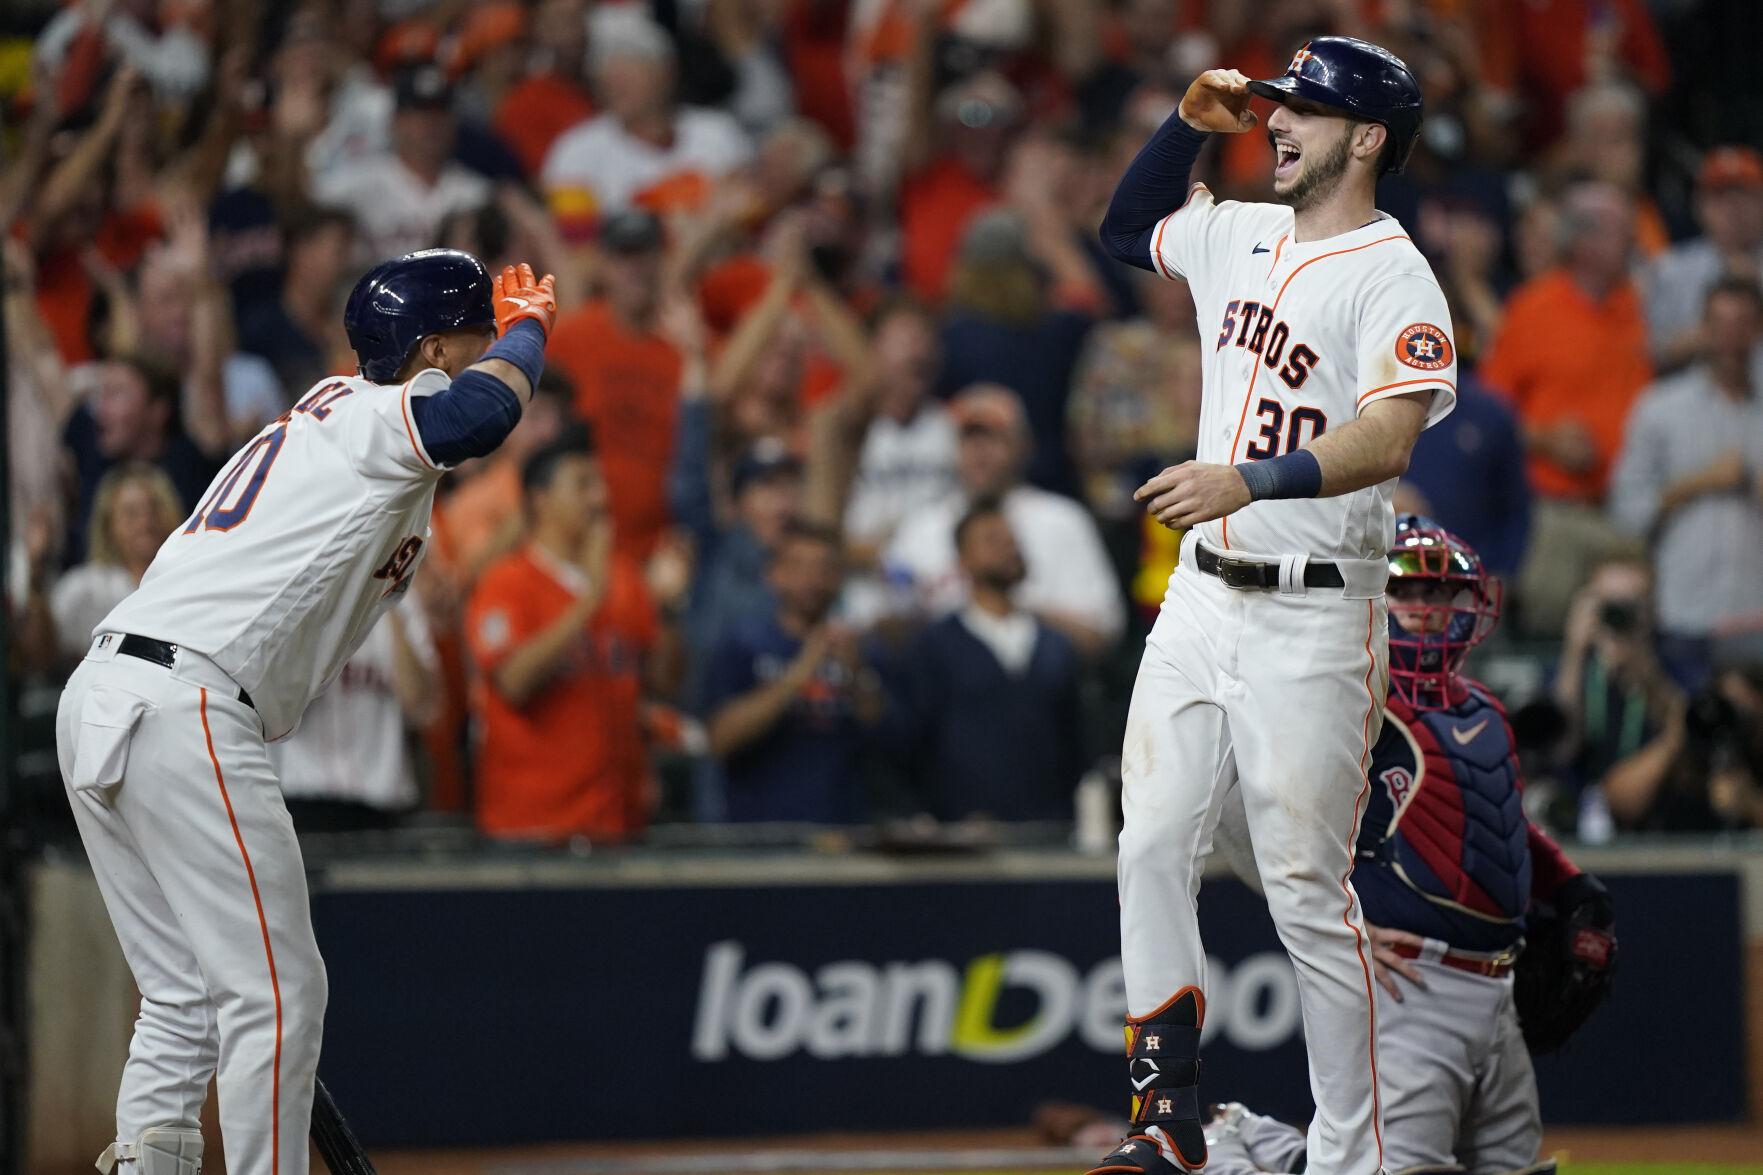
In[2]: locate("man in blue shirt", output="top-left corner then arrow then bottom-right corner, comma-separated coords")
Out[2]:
701,521 -> 885,822
1400,372 -> 1532,577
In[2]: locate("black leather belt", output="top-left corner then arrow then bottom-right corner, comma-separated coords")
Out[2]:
117,634 -> 256,710
1193,543 -> 1345,590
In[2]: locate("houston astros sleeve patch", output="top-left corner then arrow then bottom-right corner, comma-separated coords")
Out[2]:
1395,323 -> 1453,371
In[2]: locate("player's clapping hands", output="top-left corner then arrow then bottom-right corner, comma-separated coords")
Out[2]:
492,262 -> 558,337
1135,462 -> 1253,529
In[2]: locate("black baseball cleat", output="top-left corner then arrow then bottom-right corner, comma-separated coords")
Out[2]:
1084,1131 -> 1187,1174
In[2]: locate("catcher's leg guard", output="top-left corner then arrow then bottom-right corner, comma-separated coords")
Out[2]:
96,1126 -> 203,1174
1086,987 -> 1207,1174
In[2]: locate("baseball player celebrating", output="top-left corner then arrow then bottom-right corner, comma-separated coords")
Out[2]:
55,249 -> 556,1175
1090,38 -> 1459,1175
1200,516 -> 1616,1175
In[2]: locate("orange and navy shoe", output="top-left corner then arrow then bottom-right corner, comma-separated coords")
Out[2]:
1084,1130 -> 1190,1174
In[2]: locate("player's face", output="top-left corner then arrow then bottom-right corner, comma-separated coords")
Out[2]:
1387,578 -> 1460,636
1266,100 -> 1362,208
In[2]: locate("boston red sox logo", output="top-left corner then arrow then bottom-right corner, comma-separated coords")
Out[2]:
1396,322 -> 1453,371
1380,765 -> 1415,809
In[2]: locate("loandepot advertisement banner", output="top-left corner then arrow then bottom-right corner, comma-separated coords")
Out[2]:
309,870 -> 1744,1147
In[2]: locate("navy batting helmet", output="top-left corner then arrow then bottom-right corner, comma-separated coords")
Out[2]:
343,248 -> 496,383
1247,37 -> 1424,174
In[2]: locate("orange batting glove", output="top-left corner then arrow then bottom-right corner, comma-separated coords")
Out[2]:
492,262 -> 558,337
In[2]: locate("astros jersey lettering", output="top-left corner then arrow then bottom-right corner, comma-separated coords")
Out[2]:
101,368 -> 454,740
1150,188 -> 1457,560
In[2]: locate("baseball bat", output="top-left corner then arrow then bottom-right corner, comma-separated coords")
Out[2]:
312,1077 -> 378,1175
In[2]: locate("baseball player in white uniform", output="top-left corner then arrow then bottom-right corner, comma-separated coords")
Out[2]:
1086,39 -> 1457,1175
55,249 -> 557,1175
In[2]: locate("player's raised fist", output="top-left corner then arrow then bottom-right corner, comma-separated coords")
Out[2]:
492,262 -> 558,337
1179,69 -> 1257,134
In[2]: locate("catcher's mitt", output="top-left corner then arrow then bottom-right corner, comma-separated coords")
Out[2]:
1514,871 -> 1617,1053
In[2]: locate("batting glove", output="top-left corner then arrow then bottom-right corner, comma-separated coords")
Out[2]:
492,262 -> 558,337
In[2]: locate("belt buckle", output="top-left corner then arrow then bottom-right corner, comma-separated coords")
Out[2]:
1214,557 -> 1265,590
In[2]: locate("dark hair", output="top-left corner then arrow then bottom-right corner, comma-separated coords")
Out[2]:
1706,273 -> 1763,315
115,354 -> 182,410
771,517 -> 844,560
438,201 -> 512,259
520,422 -> 597,495
953,496 -> 1007,553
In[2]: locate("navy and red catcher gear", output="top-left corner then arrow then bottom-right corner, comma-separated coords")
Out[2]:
1247,37 -> 1425,173
1385,513 -> 1501,710
344,248 -> 496,383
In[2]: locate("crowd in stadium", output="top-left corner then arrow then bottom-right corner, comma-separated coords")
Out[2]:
4,0 -> 1763,845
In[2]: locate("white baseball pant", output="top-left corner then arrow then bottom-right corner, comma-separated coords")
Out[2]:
1118,545 -> 1390,1175
57,636 -> 324,1175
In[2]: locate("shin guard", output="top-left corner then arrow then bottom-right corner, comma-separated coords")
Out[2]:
1126,987 -> 1206,1170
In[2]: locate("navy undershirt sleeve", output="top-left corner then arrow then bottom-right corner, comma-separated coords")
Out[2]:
1098,112 -> 1209,272
408,369 -> 523,466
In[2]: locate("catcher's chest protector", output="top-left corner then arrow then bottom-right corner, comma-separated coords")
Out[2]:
1383,689 -> 1532,924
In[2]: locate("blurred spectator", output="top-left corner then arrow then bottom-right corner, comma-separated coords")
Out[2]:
61,355 -> 228,565
40,463 -> 182,663
806,298 -> 957,619
1646,147 -> 1763,376
32,0 -> 210,102
135,204 -> 285,445
1611,278 -> 1763,687
270,601 -> 440,834
237,204 -> 356,397
702,521 -> 885,823
1497,0 -> 1669,150
493,0 -> 597,178
437,371 -> 573,585
1604,661 -> 1763,833
884,385 -> 1124,657
1481,181 -> 1650,633
888,502 -> 1085,822
540,5 -> 752,223
898,70 -> 1021,303
438,185 -> 590,310
1066,270 -> 1201,527
1552,558 -> 1681,828
1553,82 -> 1669,257
935,144 -> 1107,495
547,208 -> 682,558
466,428 -> 684,844
675,432 -> 804,690
312,65 -> 492,263
1398,373 -> 1533,579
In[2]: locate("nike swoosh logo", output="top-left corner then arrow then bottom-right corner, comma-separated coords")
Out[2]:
1251,244 -> 1270,255
504,296 -> 532,310
1452,718 -> 1489,746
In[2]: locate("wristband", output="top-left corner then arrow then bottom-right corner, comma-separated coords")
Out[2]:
1235,449 -> 1323,501
481,318 -> 546,393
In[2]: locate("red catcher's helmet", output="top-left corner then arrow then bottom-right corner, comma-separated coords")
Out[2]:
1386,514 -> 1501,709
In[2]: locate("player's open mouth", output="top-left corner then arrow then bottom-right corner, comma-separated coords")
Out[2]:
1274,141 -> 1301,181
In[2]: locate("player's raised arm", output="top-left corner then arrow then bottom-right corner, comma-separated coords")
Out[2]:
1097,69 -> 1255,272
407,262 -> 558,466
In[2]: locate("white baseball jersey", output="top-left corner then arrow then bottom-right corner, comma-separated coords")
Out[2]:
100,369 -> 454,740
1150,187 -> 1457,561
268,597 -> 436,809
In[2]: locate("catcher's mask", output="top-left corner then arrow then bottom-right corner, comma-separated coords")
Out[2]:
1386,514 -> 1500,709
